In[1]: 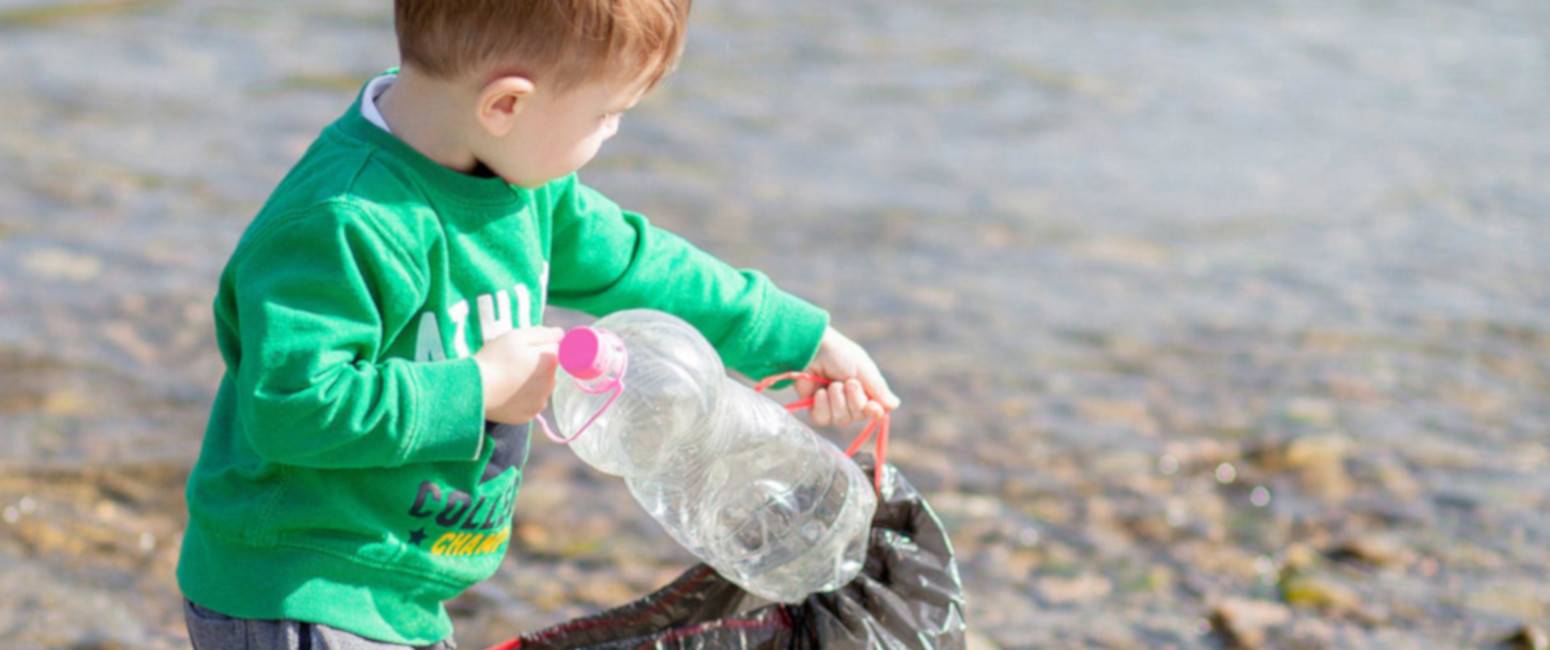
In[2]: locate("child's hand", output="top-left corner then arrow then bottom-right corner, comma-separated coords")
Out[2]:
474,326 -> 564,425
795,326 -> 901,427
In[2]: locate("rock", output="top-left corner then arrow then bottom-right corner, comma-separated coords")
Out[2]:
1075,398 -> 1158,436
1283,435 -> 1347,472
1282,435 -> 1354,501
21,248 -> 102,282
1281,543 -> 1320,572
1372,457 -> 1422,500
1282,397 -> 1336,427
40,390 -> 91,417
1145,564 -> 1174,594
1443,542 -> 1507,571
1172,539 -> 1262,582
1210,598 -> 1292,649
1071,237 -> 1170,269
1284,618 -> 1337,649
1005,548 -> 1040,581
1277,542 -> 1314,573
572,577 -> 636,607
1035,573 -> 1112,605
1502,624 -> 1549,650
1405,437 -> 1488,470
513,521 -> 551,551
1280,574 -> 1362,617
1325,535 -> 1413,569
966,629 -> 1002,650
1026,496 -> 1075,525
1467,585 -> 1547,622
1165,438 -> 1235,470
1084,624 -> 1145,648
101,320 -> 159,366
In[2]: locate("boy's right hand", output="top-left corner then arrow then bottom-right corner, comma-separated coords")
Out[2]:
474,326 -> 564,425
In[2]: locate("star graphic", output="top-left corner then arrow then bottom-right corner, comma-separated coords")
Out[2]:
408,528 -> 427,546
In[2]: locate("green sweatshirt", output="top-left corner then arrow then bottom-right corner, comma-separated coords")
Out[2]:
176,79 -> 829,645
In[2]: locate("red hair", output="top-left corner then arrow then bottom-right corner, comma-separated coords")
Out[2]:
395,0 -> 691,90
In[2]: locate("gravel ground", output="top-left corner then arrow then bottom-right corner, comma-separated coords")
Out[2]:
1,1 -> 1546,648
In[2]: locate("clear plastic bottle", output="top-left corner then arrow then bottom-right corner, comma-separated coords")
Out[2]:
551,309 -> 876,602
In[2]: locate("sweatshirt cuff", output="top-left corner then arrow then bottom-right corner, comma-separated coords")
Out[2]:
403,357 -> 486,464
735,290 -> 830,382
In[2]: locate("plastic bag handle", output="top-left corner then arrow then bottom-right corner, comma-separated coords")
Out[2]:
754,371 -> 893,492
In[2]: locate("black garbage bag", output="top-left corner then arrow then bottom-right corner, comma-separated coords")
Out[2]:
493,455 -> 966,650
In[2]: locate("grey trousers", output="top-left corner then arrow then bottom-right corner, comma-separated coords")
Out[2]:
183,600 -> 458,650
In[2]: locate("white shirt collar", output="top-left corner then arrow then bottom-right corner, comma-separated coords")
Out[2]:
360,73 -> 397,133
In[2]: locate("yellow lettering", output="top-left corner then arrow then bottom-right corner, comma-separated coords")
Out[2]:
477,531 -> 507,554
457,533 -> 482,556
431,532 -> 458,555
428,530 -> 510,556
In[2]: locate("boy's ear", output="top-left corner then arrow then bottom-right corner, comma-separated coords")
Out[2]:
475,75 -> 537,137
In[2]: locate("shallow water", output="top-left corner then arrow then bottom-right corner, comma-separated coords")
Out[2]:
1,0 -> 1547,648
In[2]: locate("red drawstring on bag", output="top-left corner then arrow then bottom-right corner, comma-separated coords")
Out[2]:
753,371 -> 892,493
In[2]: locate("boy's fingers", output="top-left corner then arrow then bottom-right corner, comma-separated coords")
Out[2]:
828,383 -> 850,425
845,379 -> 868,422
535,350 -> 560,376
528,327 -> 566,343
811,387 -> 831,426
794,376 -> 817,399
509,327 -> 565,347
859,363 -> 901,410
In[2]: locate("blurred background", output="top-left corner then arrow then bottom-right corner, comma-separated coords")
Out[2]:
1,1 -> 1547,648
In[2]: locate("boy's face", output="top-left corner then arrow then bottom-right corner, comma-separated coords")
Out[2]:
476,73 -> 648,189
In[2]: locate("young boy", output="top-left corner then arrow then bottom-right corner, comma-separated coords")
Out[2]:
176,1 -> 900,648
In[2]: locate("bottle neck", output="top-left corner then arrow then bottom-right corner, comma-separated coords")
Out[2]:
559,326 -> 628,387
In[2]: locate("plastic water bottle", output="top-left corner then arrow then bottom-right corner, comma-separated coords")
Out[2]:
550,309 -> 877,602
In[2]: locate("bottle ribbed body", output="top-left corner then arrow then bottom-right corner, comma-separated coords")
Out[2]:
551,309 -> 876,602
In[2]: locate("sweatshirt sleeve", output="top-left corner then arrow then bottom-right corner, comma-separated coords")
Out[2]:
545,175 -> 829,380
228,201 -> 486,469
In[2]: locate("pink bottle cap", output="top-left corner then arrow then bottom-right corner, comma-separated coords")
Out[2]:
559,326 -> 607,380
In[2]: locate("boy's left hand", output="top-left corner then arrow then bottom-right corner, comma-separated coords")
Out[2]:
795,326 -> 901,427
